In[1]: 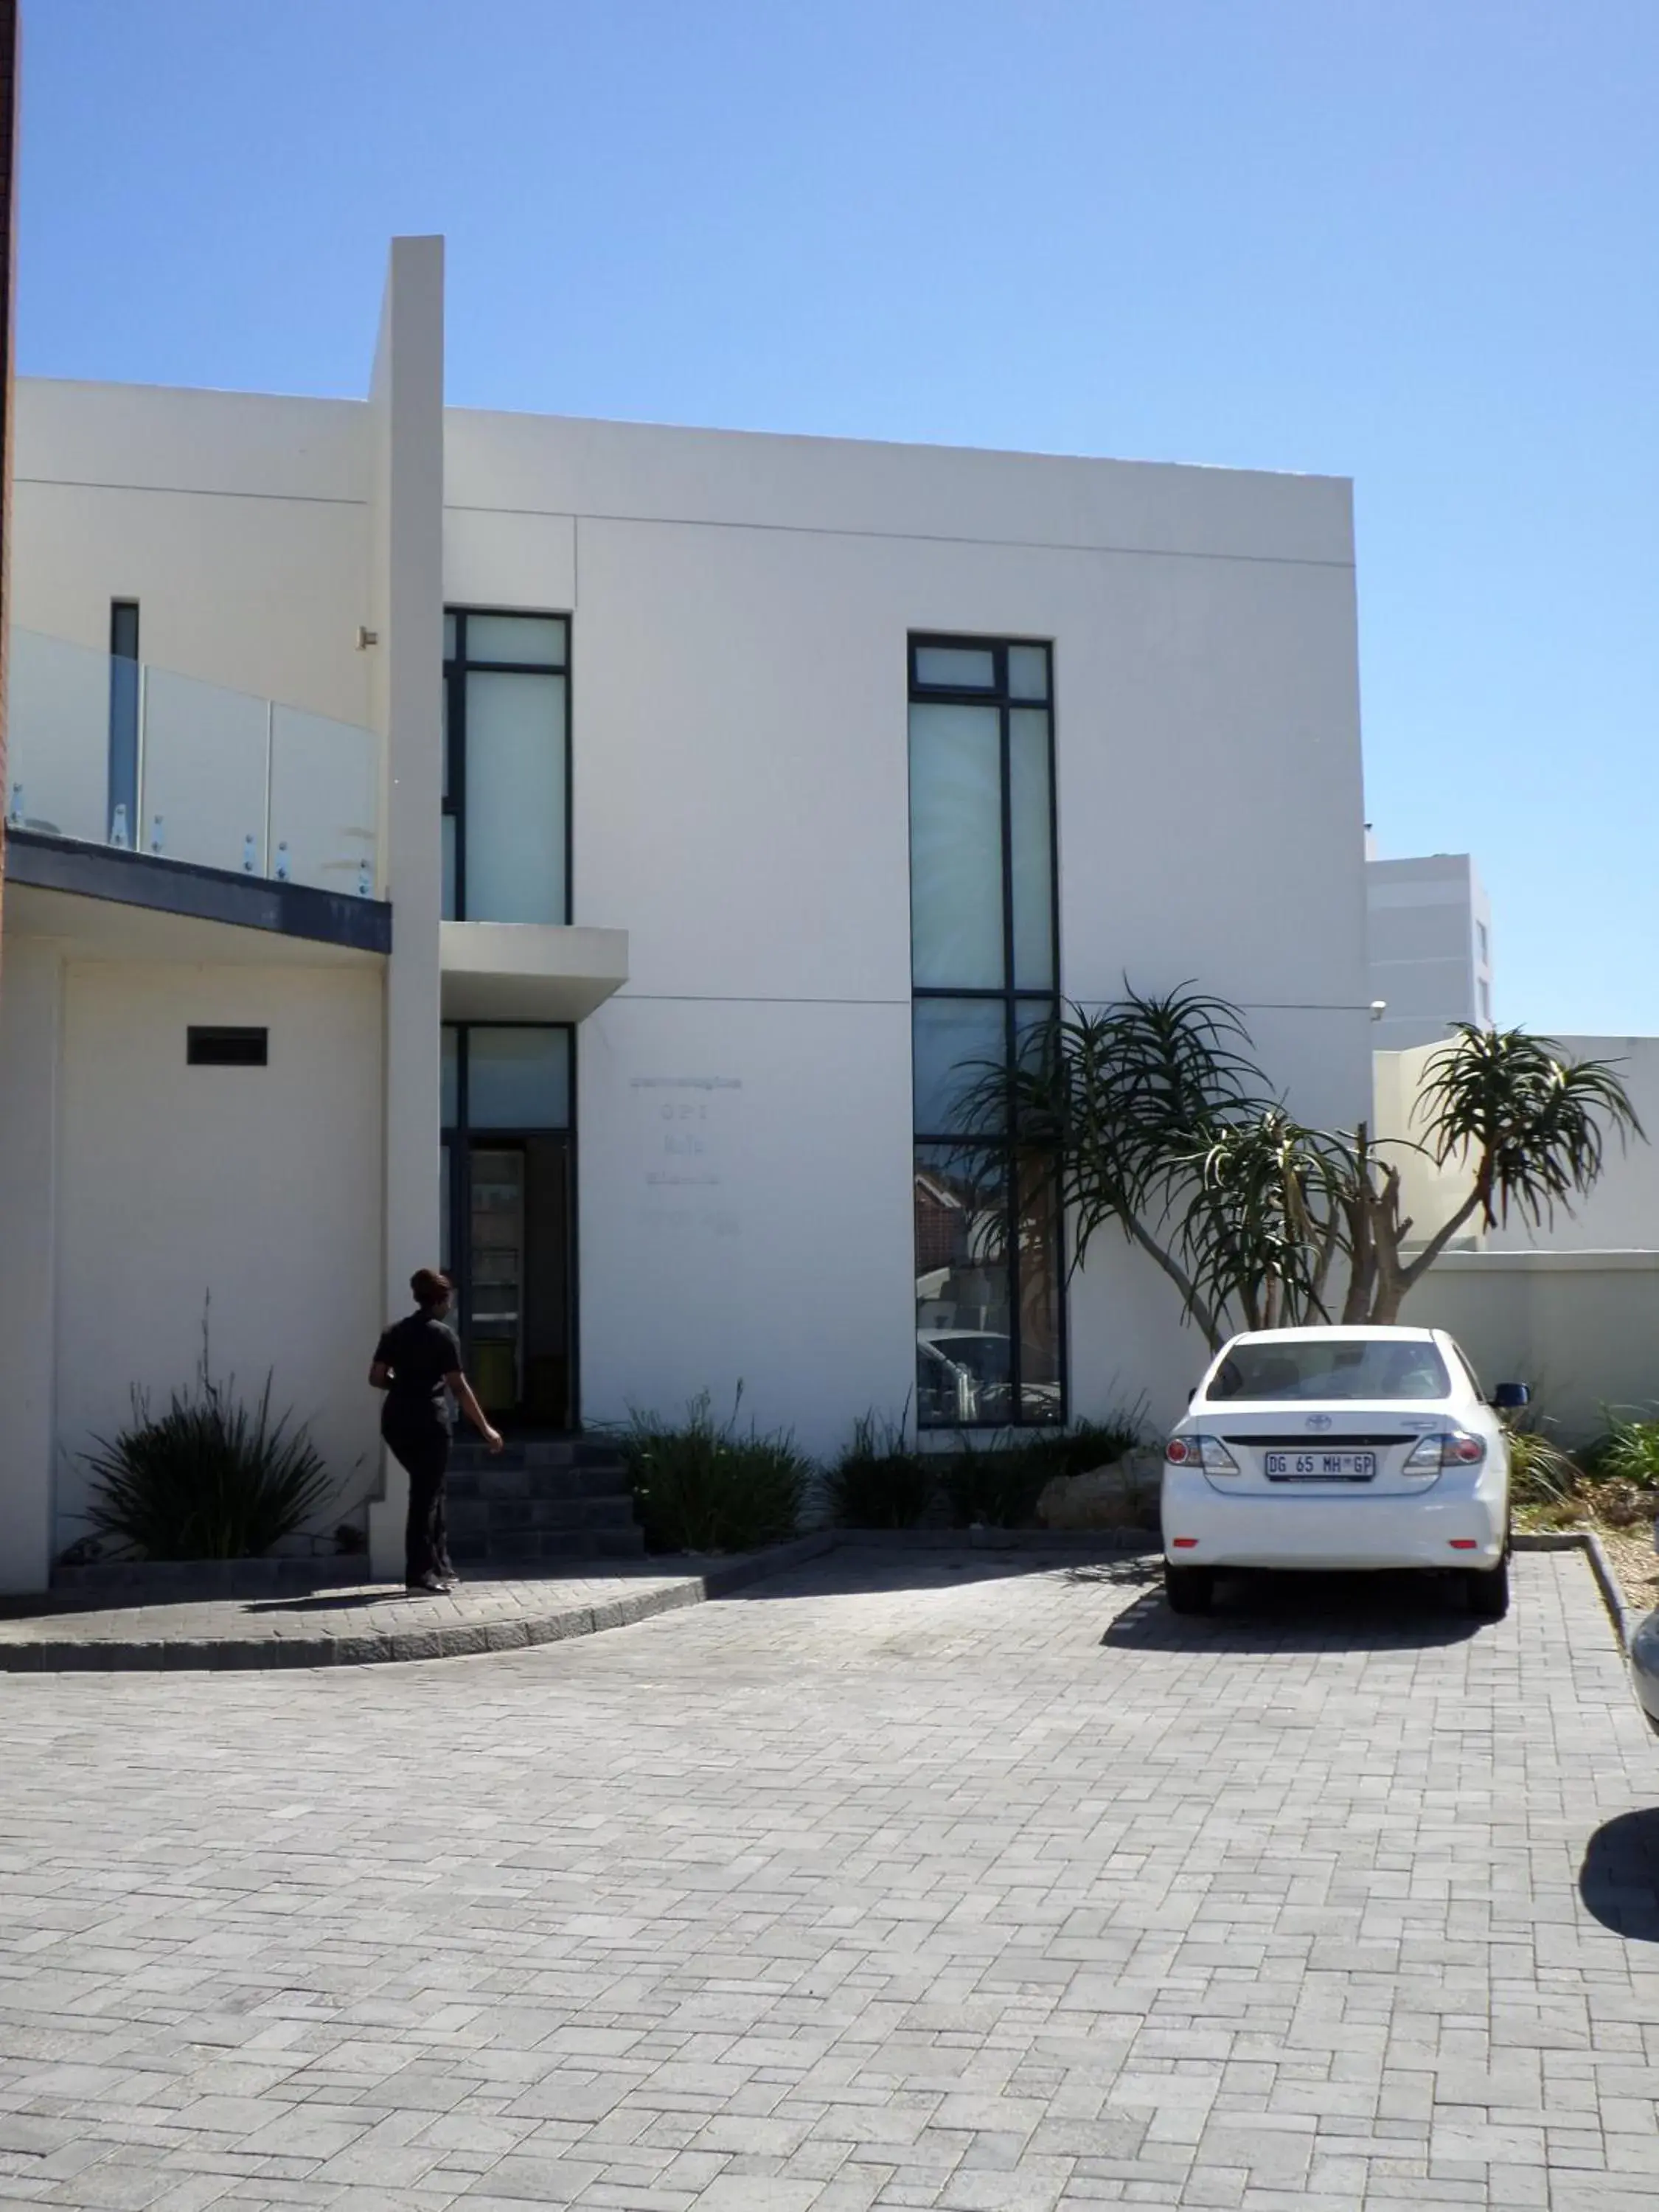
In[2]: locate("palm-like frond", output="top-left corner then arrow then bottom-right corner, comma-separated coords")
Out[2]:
950,986 -> 1333,1344
946,997 -> 1646,1343
1416,1025 -> 1644,1229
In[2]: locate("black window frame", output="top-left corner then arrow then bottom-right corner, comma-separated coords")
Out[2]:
442,608 -> 572,924
108,598 -> 139,845
908,631 -> 1065,1430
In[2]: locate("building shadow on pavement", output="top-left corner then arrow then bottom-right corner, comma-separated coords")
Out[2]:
1098,1567 -> 1486,1653
1580,1810 -> 1659,1941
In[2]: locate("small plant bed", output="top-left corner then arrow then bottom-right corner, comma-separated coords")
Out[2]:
1510,1416 -> 1659,1613
612,1389 -> 810,1555
81,1312 -> 334,1563
612,1395 -> 1155,1550
829,1409 -> 1153,1534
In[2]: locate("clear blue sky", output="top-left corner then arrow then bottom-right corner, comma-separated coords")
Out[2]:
18,1 -> 1658,1037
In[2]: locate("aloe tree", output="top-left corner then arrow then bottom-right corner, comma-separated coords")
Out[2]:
1340,1025 -> 1644,1321
959,992 -> 1644,1349
956,988 -> 1337,1350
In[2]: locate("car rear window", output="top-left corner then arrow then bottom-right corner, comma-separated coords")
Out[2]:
1207,1340 -> 1452,1402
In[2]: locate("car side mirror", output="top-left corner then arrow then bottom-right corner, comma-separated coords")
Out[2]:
1492,1382 -> 1530,1412
1187,1385 -> 1197,1404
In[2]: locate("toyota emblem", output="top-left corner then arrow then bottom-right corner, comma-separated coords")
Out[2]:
1306,1413 -> 1334,1432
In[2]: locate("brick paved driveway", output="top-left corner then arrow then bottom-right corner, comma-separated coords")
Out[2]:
3,1548 -> 1658,2211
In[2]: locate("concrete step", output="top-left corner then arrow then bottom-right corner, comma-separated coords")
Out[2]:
450,1436 -> 623,1472
448,1495 -> 641,1539
447,1463 -> 632,1504
446,1524 -> 647,1565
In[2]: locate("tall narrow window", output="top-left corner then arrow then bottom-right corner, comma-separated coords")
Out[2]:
108,600 -> 139,846
909,635 -> 1063,1427
442,611 -> 569,922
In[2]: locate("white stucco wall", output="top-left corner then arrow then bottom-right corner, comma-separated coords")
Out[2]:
1404,1252 -> 1659,1445
52,962 -> 385,1551
1370,1043 -> 1487,1255
1481,1035 -> 1659,1253
0,938 -> 63,1589
1375,1034 -> 1659,1259
11,355 -> 1371,1478
13,380 -> 372,724
447,409 -> 1370,1447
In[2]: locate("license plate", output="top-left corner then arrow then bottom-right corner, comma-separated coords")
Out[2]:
1264,1451 -> 1377,1482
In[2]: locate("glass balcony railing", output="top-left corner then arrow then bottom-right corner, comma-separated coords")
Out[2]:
4,627 -> 381,898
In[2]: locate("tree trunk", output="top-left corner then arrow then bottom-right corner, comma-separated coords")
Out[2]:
1345,1145 -> 1484,1324
1121,1213 -> 1226,1351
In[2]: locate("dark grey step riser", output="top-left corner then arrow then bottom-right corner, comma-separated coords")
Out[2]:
448,1530 -> 646,1563
448,1468 -> 632,1503
448,1499 -> 640,1535
450,1442 -> 624,1472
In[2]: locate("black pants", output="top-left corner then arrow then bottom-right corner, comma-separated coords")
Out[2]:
384,1419 -> 451,1585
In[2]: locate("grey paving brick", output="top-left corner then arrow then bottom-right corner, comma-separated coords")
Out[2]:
0,1550 -> 1652,2210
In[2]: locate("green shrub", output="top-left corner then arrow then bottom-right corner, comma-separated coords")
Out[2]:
932,1410 -> 1152,1531
83,1329 -> 332,1562
996,1408 -> 1151,1484
1591,1410 -> 1659,1491
615,1388 -> 808,1554
827,1412 -> 936,1529
936,1439 -> 1047,1530
1505,1427 -> 1583,1510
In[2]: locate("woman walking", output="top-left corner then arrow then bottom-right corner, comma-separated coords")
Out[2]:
369,1267 -> 503,1593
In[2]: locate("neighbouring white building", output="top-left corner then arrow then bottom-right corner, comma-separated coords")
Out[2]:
1366,846 -> 1493,1049
0,236 -> 1373,1590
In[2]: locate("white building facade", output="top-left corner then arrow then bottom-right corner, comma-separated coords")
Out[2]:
1365,849 -> 1493,1049
0,237 -> 1373,1590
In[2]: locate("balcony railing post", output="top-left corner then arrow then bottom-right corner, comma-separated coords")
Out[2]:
136,658 -> 149,848
262,698 -> 275,877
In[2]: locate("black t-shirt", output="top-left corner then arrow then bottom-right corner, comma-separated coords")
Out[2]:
375,1312 -> 462,1430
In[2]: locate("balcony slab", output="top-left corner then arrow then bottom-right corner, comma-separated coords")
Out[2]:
439,919 -> 627,1023
4,830 -> 391,958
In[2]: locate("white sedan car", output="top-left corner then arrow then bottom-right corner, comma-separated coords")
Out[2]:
1162,1325 -> 1525,1619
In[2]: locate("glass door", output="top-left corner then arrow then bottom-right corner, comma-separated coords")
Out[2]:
467,1147 -> 525,1416
442,1025 -> 576,1430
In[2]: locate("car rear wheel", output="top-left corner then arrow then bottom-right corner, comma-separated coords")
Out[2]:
1164,1562 -> 1214,1615
1465,1555 -> 1509,1620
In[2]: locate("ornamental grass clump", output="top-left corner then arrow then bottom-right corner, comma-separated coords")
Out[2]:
1503,1426 -> 1583,1514
83,1315 -> 332,1561
934,1411 -> 1153,1531
616,1386 -> 807,1554
1590,1411 -> 1659,1493
828,1411 -> 936,1529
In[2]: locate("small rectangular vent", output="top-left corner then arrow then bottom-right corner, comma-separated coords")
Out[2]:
187,1026 -> 268,1067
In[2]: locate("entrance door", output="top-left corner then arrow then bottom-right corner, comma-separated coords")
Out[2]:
461,1136 -> 572,1427
442,1023 -> 576,1430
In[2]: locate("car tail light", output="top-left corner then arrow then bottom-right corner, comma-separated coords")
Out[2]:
1402,1430 -> 1487,1477
1165,1435 -> 1239,1475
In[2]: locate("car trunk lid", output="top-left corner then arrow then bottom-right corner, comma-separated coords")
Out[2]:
1199,1402 -> 1452,1495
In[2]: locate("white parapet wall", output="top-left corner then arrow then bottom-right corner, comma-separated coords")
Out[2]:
1376,1034 -> 1659,1256
1483,1036 -> 1659,1253
1404,1250 -> 1659,1445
